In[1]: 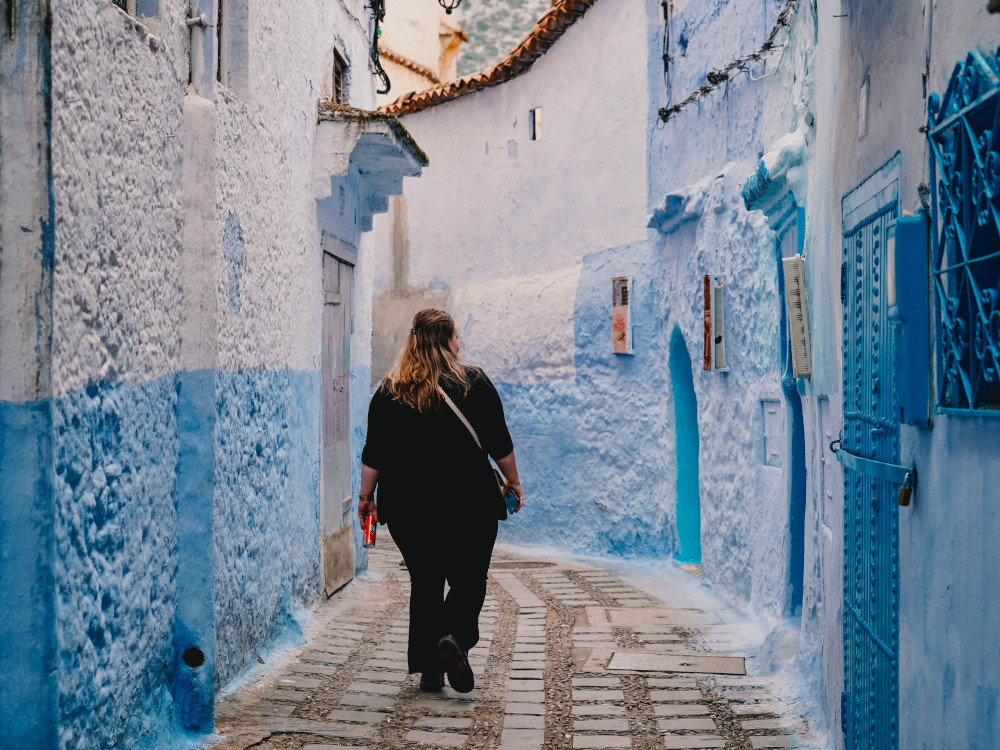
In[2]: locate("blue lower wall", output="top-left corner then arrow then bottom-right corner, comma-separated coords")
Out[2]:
1,367 -> 322,747
0,399 -> 58,748
496,240 -> 676,558
213,369 -> 321,686
52,376 -> 180,748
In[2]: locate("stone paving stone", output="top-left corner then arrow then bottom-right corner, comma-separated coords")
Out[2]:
506,679 -> 545,690
246,702 -> 296,717
339,693 -> 394,710
650,689 -> 703,701
404,729 -> 467,747
345,681 -> 399,696
413,716 -> 470,730
505,702 -> 545,716
503,714 -> 545,729
498,728 -> 545,750
572,677 -> 620,687
660,737 -> 726,749
573,689 -> 624,701
724,690 -> 771,702
653,703 -> 710,716
353,670 -> 407,682
322,709 -> 386,724
260,688 -> 310,703
572,734 -> 632,748
647,677 -> 698,688
299,651 -> 347,665
289,662 -> 340,676
657,717 -> 717,731
411,695 -> 477,713
273,675 -> 323,689
572,704 -> 627,717
508,669 -> 545,679
749,737 -> 793,748
301,745 -> 355,750
732,703 -> 784,716
741,718 -> 794,730
513,644 -> 546,653
572,718 -> 629,731
506,691 -> 545,703
366,658 -> 403,669
510,660 -> 546,669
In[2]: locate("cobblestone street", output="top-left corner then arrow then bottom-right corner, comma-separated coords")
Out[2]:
210,535 -> 814,750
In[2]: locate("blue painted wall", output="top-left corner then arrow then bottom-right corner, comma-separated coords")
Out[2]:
0,400 -> 58,748
51,377 -> 180,747
496,239 -> 676,558
213,369 -> 321,686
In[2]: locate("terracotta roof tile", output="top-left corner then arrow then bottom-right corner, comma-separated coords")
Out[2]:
379,0 -> 599,116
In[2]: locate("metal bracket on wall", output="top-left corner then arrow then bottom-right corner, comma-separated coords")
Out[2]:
831,440 -> 916,506
186,13 -> 212,27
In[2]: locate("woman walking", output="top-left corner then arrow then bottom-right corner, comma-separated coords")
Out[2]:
358,308 -> 523,693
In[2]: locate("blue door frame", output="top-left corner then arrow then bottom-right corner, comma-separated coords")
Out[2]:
840,154 -> 902,750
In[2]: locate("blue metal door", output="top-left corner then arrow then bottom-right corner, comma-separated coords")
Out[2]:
840,155 -> 901,750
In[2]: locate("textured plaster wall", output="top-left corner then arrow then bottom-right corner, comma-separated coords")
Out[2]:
371,0 -> 652,554
373,0 -> 649,385
213,371 -> 320,685
49,3 -> 187,745
205,0 -> 377,686
11,0 -> 384,745
52,378 -> 180,746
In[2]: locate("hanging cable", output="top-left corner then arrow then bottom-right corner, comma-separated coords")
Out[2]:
662,0 -> 673,107
369,0 -> 390,95
658,0 -> 797,123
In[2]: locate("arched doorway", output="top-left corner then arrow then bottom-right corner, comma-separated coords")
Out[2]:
669,327 -> 701,564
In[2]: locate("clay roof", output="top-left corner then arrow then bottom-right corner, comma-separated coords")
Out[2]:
379,0 -> 599,117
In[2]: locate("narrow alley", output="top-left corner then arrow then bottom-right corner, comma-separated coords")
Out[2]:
210,535 -> 810,750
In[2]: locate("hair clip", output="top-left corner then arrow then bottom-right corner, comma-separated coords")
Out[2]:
410,328 -> 416,334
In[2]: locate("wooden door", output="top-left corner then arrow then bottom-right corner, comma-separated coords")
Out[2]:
321,246 -> 354,595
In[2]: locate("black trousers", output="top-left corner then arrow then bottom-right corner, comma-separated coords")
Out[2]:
387,513 -> 498,675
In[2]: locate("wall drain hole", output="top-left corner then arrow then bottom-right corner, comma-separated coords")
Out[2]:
183,647 -> 205,668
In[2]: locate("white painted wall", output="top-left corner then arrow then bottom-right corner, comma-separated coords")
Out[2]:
373,0 -> 649,384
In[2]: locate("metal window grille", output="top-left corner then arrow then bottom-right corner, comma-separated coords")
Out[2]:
112,0 -> 132,13
613,278 -> 629,307
928,50 -> 1000,411
334,50 -> 347,104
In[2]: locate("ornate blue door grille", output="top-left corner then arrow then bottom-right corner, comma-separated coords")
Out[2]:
841,156 -> 901,750
928,50 -> 1000,410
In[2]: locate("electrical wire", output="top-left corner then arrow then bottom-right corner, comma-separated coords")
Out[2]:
658,0 -> 798,123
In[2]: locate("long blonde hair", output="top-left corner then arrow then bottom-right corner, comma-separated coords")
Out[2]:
383,309 -> 470,413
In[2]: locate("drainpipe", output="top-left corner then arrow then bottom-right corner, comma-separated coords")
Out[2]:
171,0 -> 220,732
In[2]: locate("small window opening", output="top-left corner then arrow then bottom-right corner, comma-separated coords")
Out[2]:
112,0 -> 134,13
529,107 -> 541,141
5,1 -> 16,38
333,50 -> 348,104
613,278 -> 629,307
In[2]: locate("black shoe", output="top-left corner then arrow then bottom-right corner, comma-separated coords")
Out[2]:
437,635 -> 474,693
419,672 -> 444,693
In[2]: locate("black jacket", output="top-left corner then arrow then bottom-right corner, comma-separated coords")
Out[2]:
361,367 -> 514,525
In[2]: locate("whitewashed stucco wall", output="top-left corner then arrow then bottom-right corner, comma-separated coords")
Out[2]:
2,0 -> 388,746
373,0 -> 649,386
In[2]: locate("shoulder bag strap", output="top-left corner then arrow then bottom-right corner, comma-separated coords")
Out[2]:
438,386 -> 483,451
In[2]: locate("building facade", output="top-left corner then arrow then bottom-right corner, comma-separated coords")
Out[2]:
0,0 -> 424,746
373,1 -> 1000,748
